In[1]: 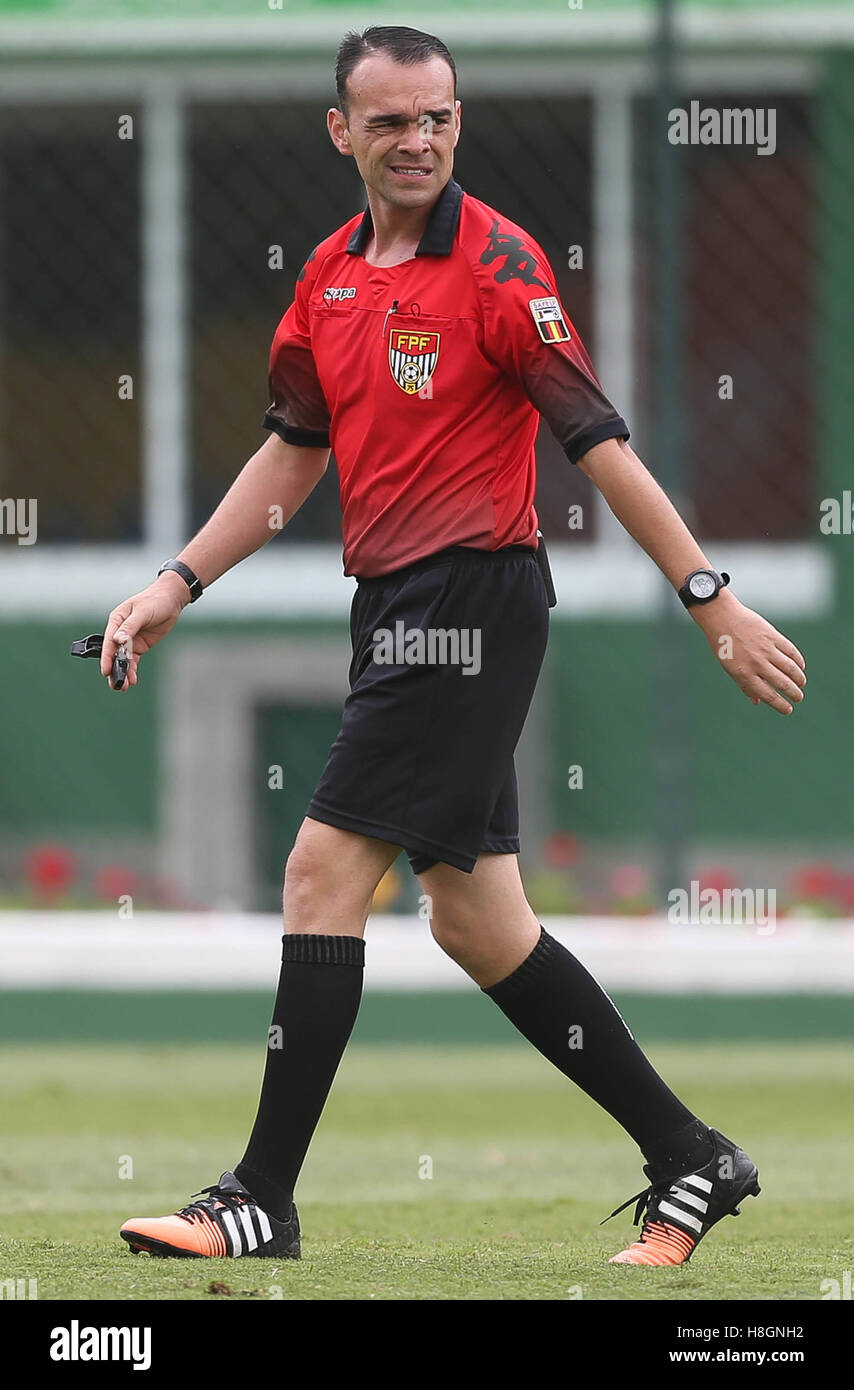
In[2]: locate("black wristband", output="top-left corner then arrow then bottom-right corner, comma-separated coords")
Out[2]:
678,568 -> 730,609
157,558 -> 203,602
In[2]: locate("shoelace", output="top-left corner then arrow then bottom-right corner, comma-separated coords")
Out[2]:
177,1184 -> 248,1225
600,1185 -> 655,1229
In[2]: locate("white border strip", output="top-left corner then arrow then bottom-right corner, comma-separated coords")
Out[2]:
1,913 -> 853,993
0,9 -> 851,56
0,541 -> 831,619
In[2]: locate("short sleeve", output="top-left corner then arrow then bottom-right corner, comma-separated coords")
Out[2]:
263,250 -> 332,448
475,232 -> 629,464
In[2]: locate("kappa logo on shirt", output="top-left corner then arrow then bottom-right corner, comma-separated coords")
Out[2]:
481,221 -> 550,290
389,328 -> 441,395
322,286 -> 357,301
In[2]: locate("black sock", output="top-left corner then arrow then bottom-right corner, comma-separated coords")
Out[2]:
484,927 -> 709,1165
641,1118 -> 715,1176
235,933 -> 365,1220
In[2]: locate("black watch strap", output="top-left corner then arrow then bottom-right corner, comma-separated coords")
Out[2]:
158,558 -> 203,602
678,568 -> 731,609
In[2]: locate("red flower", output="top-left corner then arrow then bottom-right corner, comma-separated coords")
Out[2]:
789,862 -> 838,902
610,864 -> 649,899
24,844 -> 77,902
94,865 -> 139,904
544,832 -> 580,868
696,866 -> 735,897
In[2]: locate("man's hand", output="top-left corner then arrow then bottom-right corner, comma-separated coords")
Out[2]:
692,589 -> 807,715
576,440 -> 808,715
100,571 -> 190,692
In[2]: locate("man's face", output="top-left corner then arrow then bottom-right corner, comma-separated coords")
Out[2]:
327,53 -> 460,210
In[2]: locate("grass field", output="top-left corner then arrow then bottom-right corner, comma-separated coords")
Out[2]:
2,1040 -> 852,1301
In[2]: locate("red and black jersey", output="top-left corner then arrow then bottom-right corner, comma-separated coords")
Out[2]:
264,177 -> 629,578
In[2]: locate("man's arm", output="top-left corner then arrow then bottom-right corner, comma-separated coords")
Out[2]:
577,436 -> 807,716
100,433 -> 330,689
171,432 -> 329,590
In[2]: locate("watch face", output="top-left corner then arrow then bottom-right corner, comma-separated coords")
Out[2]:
689,572 -> 717,600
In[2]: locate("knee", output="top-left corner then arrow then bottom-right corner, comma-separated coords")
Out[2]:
283,838 -> 324,915
283,822 -> 384,929
427,896 -> 478,960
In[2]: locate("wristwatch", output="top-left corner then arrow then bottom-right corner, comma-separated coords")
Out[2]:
157,558 -> 203,602
678,568 -> 730,609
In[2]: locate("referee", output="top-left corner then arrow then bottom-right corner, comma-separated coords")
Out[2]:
111,27 -> 806,1267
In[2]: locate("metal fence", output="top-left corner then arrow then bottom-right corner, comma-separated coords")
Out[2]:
0,34 -> 849,912
0,76 -> 818,558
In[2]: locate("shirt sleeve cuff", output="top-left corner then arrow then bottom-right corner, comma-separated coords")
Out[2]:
565,417 -> 630,465
263,413 -> 331,449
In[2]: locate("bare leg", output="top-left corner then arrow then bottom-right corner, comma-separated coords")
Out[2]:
283,817 -> 401,934
418,852 -> 541,986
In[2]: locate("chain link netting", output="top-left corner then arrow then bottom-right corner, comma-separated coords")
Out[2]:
0,69 -> 841,914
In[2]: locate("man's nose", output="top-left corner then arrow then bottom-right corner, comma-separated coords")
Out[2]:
395,122 -> 431,156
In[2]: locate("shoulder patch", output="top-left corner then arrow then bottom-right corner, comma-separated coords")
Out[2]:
529,296 -> 571,344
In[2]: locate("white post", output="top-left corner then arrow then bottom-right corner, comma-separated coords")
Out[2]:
141,83 -> 188,554
591,89 -> 635,549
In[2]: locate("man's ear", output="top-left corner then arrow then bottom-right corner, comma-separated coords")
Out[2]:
327,107 -> 353,156
453,99 -> 462,150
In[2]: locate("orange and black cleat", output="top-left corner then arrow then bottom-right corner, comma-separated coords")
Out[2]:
120,1171 -> 300,1259
603,1129 -> 760,1266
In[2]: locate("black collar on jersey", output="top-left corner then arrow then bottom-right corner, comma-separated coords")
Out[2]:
345,177 -> 463,257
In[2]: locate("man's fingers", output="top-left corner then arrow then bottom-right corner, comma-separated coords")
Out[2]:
101,606 -> 130,675
741,652 -> 807,711
751,677 -> 794,716
777,635 -> 806,670
765,667 -> 804,706
769,649 -> 807,691
102,601 -> 147,675
113,654 -> 138,691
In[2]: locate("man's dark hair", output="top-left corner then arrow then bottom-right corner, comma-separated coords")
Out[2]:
335,25 -> 457,117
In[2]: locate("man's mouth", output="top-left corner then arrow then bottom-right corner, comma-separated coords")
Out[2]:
389,166 -> 431,178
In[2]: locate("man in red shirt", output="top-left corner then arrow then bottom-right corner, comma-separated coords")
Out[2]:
108,26 -> 805,1268
264,157 -> 627,577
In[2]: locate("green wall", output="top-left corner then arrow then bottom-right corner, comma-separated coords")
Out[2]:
0,612 -> 849,849
0,989 -> 850,1043
547,616 -> 849,843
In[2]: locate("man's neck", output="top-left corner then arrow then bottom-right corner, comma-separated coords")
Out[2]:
363,187 -> 437,267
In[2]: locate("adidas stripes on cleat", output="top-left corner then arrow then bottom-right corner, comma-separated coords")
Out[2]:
119,1171 -> 300,1259
604,1128 -> 760,1266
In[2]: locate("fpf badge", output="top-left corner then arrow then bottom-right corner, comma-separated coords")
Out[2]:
389,328 -> 441,394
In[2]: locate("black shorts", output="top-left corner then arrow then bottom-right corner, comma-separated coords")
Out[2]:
307,543 -> 551,874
